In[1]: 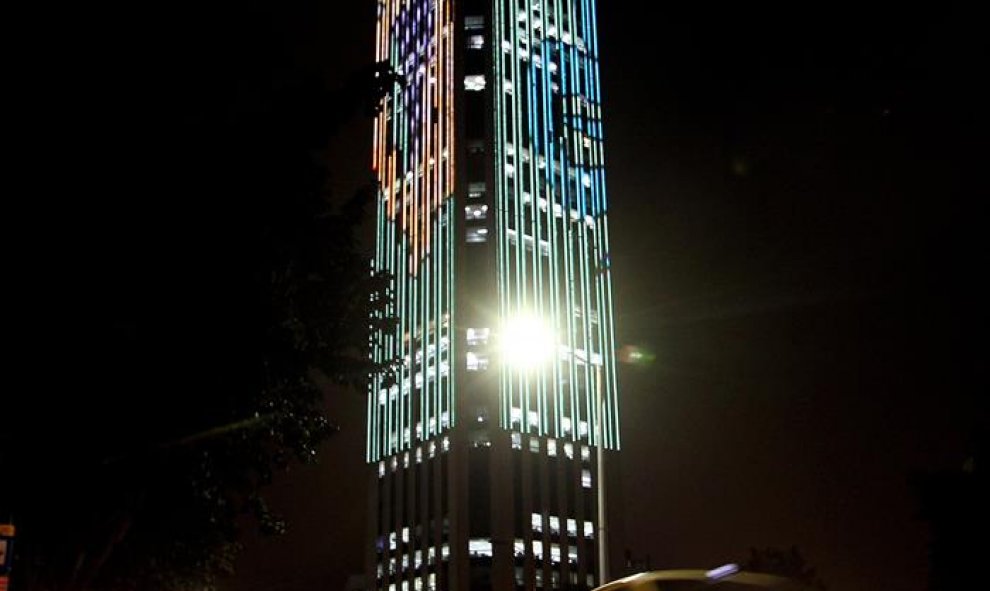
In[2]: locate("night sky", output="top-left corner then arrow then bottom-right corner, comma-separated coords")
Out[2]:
178,3 -> 987,591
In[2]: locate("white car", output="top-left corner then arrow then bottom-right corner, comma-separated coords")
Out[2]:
594,567 -> 807,591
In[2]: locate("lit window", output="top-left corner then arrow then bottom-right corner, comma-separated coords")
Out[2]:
467,327 -> 490,347
402,580 -> 409,591
465,75 -> 486,91
532,540 -> 544,560
563,442 -> 574,459
568,546 -> 578,564
529,438 -> 541,453
511,432 -> 522,449
428,547 -> 436,564
581,469 -> 592,488
379,461 -> 385,477
567,518 -> 577,537
547,438 -> 557,456
468,181 -> 486,198
514,538 -> 526,557
414,578 -> 423,591
468,34 -> 484,49
428,574 -> 436,591
414,550 -> 423,569
389,532 -> 397,550
550,544 -> 561,564
581,445 -> 591,462
549,516 -> 560,535
441,544 -> 451,560
536,570 -> 544,587
467,351 -> 490,371
465,204 -> 488,220
469,538 -> 494,557
505,163 -> 515,177
442,437 -> 450,452
466,227 -> 489,243
402,527 -> 410,543
584,521 -> 594,538
465,15 -> 485,30
532,513 -> 543,532
471,431 -> 491,447
515,567 -> 525,586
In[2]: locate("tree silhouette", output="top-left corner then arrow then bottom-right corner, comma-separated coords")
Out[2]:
1,2 -> 400,588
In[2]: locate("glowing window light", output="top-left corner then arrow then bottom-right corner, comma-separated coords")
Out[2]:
532,513 -> 543,532
464,15 -> 484,30
469,538 -> 493,557
464,75 -> 486,91
581,469 -> 592,488
465,204 -> 489,220
467,351 -> 490,371
466,227 -> 489,243
467,327 -> 490,347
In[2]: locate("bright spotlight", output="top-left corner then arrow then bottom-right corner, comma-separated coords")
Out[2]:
500,314 -> 556,370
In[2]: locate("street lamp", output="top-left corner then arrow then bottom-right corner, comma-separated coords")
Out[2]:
499,313 -> 556,371
500,313 -> 611,585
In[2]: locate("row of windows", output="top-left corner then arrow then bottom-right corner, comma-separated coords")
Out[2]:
530,514 -> 595,539
510,433 -> 593,464
378,437 -> 452,477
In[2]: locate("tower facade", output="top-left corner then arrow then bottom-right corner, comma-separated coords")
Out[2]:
367,1 -> 619,590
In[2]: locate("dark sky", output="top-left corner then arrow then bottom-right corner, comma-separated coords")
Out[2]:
220,3 -> 986,591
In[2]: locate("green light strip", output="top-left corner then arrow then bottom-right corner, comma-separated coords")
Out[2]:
494,0 -> 620,449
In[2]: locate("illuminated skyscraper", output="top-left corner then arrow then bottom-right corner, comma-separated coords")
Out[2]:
367,1 -> 619,589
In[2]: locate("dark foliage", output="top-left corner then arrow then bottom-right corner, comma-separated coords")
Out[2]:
2,2 -> 399,589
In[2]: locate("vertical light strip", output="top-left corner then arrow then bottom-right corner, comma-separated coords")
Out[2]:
494,0 -> 620,449
368,0 -> 455,463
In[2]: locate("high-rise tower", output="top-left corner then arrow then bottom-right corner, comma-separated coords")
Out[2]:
367,1 -> 619,589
